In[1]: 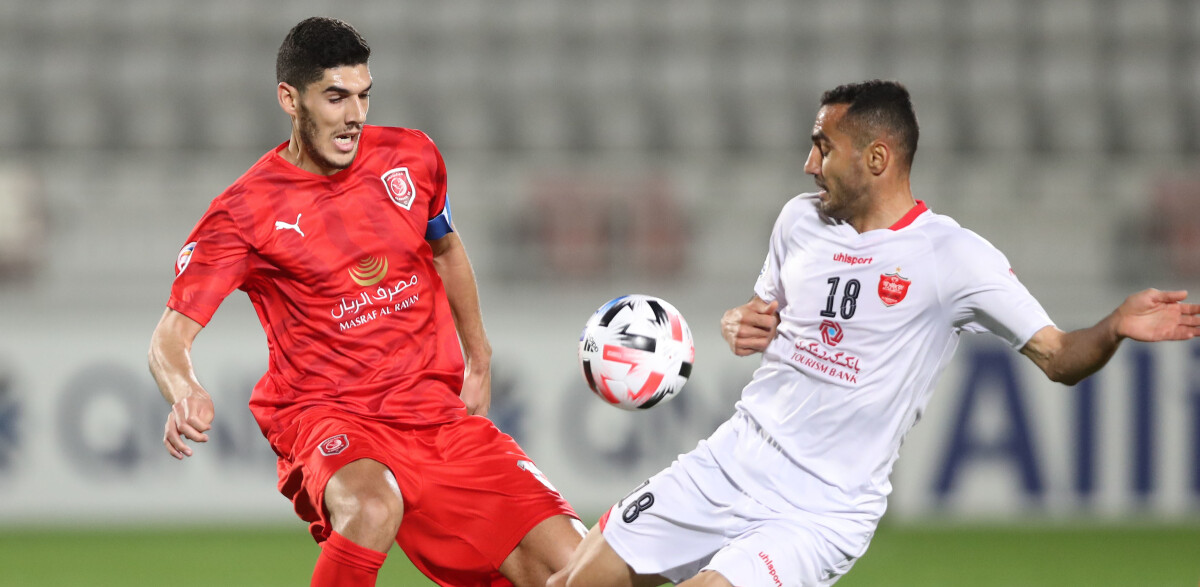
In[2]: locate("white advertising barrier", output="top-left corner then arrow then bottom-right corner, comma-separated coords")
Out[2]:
0,298 -> 288,525
0,294 -> 1198,524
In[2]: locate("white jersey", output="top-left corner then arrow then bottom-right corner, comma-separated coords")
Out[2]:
725,194 -> 1054,529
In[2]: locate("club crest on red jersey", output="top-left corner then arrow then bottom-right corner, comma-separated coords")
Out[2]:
878,271 -> 911,306
318,434 -> 349,456
176,242 -> 197,276
381,167 -> 416,210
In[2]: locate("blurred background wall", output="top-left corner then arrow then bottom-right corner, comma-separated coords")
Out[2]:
0,0 -> 1197,525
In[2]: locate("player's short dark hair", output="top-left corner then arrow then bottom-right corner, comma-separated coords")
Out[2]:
276,17 -> 371,91
820,80 -> 919,170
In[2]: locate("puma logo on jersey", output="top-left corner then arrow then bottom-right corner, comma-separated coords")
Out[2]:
275,214 -> 305,237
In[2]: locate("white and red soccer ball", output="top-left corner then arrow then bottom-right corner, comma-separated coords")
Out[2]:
578,294 -> 695,410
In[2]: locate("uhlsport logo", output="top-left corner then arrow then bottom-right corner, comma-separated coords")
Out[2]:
833,252 -> 873,266
381,167 -> 417,210
349,256 -> 389,287
176,242 -> 197,276
318,434 -> 349,456
758,551 -> 784,587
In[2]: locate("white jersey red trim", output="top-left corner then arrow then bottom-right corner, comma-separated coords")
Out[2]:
725,194 -> 1054,536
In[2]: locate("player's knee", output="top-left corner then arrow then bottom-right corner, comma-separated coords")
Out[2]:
352,489 -> 404,530
547,566 -> 584,587
324,460 -> 405,534
325,484 -> 403,535
546,560 -> 603,587
326,488 -> 403,533
499,515 -> 582,587
545,567 -> 569,587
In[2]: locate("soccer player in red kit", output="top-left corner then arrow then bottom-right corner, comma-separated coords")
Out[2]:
148,17 -> 583,587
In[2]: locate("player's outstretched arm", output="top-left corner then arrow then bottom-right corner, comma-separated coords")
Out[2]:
721,295 -> 781,356
1021,289 -> 1200,386
148,308 -> 215,459
429,232 -> 493,416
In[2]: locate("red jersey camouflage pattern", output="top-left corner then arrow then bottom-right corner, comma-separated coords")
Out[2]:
168,126 -> 467,439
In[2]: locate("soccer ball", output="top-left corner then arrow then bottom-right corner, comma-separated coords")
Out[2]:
578,294 -> 695,410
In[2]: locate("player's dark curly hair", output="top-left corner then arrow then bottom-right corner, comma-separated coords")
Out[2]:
276,17 -> 371,91
821,80 -> 920,170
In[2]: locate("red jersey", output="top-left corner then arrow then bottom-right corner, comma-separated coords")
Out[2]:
168,126 -> 467,440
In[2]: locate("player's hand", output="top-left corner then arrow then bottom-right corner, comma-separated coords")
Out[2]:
461,360 -> 492,417
164,392 -> 214,459
721,297 -> 781,356
1114,289 -> 1200,342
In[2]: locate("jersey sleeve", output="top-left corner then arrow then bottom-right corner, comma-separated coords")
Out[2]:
941,231 -> 1055,350
167,202 -> 252,326
419,131 -> 455,240
753,199 -> 796,308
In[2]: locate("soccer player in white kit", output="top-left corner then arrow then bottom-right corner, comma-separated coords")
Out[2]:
549,80 -> 1200,587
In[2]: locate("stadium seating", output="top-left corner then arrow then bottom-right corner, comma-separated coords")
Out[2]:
1,0 -> 1196,303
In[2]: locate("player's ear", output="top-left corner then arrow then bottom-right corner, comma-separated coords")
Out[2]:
865,141 -> 889,176
278,82 -> 300,116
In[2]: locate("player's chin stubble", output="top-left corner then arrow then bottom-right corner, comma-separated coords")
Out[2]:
820,172 -> 871,221
819,189 -> 853,220
297,103 -> 351,172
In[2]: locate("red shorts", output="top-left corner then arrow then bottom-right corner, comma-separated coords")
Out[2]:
274,407 -> 577,586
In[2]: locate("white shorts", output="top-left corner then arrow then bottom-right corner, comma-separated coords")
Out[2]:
600,412 -> 870,586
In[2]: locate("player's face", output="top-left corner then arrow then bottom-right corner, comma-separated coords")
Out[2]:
294,64 -> 372,175
804,104 -> 870,221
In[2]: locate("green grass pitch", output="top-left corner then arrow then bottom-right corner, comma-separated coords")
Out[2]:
0,523 -> 1196,586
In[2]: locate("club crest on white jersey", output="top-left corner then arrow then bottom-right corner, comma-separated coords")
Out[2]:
878,271 -> 911,306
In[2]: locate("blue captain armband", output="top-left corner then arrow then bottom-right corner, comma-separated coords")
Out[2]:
425,195 -> 455,240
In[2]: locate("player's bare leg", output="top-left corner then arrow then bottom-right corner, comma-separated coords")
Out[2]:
546,523 -> 668,587
496,514 -> 585,586
676,570 -> 733,587
323,458 -> 405,551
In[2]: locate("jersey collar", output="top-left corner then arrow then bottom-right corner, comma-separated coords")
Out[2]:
888,200 -> 928,231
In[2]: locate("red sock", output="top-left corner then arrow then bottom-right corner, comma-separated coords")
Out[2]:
310,531 -> 388,587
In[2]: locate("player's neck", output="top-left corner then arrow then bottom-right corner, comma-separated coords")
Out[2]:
281,138 -> 308,171
848,184 -> 916,233
281,134 -> 340,176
